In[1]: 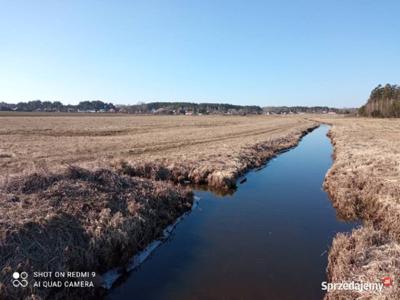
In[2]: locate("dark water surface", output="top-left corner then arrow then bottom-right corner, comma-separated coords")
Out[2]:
109,126 -> 354,300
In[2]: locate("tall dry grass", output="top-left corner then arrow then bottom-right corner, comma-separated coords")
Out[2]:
314,116 -> 400,299
0,166 -> 192,299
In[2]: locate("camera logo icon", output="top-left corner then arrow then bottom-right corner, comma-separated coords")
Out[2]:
11,272 -> 28,288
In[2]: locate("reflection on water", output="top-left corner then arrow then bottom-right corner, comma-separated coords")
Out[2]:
187,183 -> 237,197
108,126 -> 355,300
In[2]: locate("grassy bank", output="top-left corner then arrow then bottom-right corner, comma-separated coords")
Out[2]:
0,167 -> 193,299
316,117 -> 400,299
0,115 -> 317,299
114,123 -> 318,190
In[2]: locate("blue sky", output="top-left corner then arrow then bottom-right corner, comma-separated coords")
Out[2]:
0,0 -> 399,107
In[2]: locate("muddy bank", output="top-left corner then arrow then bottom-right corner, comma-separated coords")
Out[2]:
115,124 -> 319,190
0,167 -> 192,300
322,119 -> 400,299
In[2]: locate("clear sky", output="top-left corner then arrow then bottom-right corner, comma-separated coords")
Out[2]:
1,0 -> 399,107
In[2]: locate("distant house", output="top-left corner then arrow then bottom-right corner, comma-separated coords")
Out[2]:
153,108 -> 173,115
78,109 -> 96,113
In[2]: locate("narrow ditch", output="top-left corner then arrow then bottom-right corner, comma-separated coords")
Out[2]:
108,125 -> 356,300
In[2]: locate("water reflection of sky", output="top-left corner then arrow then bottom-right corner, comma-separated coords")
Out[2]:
109,125 -> 356,300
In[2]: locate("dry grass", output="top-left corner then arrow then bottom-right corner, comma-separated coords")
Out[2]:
0,114 -> 317,299
326,225 -> 400,300
0,114 -> 317,189
0,166 -> 192,299
313,116 -> 400,299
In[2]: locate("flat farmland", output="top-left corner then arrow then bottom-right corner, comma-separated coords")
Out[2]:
0,114 -> 317,299
0,114 -> 316,182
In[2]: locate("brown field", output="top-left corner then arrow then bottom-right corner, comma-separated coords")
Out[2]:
4,114 -> 399,299
313,116 -> 400,299
0,114 -> 317,299
0,114 -> 316,188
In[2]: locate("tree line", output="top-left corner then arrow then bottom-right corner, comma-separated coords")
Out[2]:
359,84 -> 400,117
0,99 -> 357,115
119,102 -> 263,114
263,106 -> 355,114
0,100 -> 263,115
0,100 -> 115,112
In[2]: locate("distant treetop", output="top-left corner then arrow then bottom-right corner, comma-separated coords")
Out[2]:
359,84 -> 400,117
